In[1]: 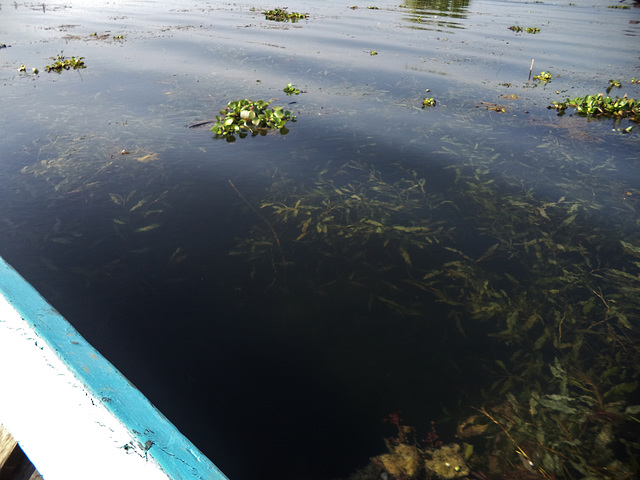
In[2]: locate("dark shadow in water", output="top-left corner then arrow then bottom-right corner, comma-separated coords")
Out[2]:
0,133 -> 498,480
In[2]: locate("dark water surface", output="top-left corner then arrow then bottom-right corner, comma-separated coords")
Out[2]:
2,1 -> 640,479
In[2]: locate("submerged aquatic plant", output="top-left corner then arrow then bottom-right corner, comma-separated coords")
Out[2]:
416,153 -> 640,478
16,134 -> 184,290
226,97 -> 640,478
211,99 -> 295,139
321,130 -> 640,478
353,415 -> 470,480
229,161 -> 450,314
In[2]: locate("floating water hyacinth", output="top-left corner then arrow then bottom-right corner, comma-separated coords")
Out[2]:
211,99 -> 296,140
549,93 -> 639,121
263,8 -> 308,21
44,52 -> 86,73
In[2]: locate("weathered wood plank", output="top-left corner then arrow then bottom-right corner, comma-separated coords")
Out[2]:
0,424 -> 17,471
0,424 -> 43,480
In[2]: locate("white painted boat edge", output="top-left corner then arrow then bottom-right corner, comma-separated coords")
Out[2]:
0,256 -> 229,480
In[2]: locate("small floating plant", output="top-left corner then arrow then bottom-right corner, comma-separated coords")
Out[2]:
44,52 -> 86,73
508,25 -> 541,33
263,8 -> 308,22
283,83 -> 301,95
212,99 -> 295,139
422,97 -> 436,107
607,79 -> 622,93
533,71 -> 552,84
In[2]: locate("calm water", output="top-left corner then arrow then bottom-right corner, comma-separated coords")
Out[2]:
1,1 -> 640,479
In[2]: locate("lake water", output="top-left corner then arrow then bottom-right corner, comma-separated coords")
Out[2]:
1,1 -> 640,479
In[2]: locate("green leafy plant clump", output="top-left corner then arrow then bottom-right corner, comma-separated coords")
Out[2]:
44,52 -> 86,73
549,93 -> 639,122
283,83 -> 301,95
508,26 -> 540,33
211,99 -> 295,139
607,79 -> 622,94
263,8 -> 308,21
422,97 -> 436,107
533,71 -> 552,84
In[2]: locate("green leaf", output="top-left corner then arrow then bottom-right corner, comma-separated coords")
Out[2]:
538,394 -> 577,414
603,382 -> 638,400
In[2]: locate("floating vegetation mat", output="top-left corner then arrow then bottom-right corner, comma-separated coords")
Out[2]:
262,7 -> 308,22
550,94 -> 640,124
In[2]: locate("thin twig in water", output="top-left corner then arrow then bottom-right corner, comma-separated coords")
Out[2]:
228,180 -> 285,286
188,120 -> 216,128
228,180 -> 281,248
474,406 -> 552,480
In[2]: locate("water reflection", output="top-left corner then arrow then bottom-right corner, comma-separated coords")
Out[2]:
401,0 -> 471,30
2,0 -> 640,479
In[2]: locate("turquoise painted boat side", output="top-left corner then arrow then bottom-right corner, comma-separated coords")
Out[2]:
0,256 -> 229,480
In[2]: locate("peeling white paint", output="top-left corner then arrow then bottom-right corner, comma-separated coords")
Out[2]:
0,293 -> 171,480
